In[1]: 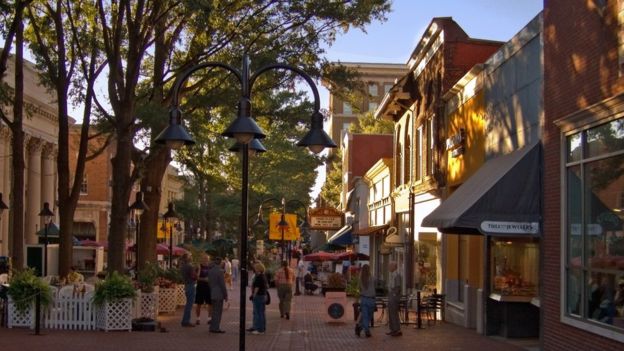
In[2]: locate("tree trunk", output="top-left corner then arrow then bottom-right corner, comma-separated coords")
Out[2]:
139,148 -> 169,271
107,116 -> 134,273
9,17 -> 25,269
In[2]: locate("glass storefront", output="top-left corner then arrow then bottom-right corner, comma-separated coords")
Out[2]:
491,238 -> 539,298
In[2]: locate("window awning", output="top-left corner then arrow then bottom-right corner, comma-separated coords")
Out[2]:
354,224 -> 389,236
327,225 -> 353,246
422,141 -> 541,236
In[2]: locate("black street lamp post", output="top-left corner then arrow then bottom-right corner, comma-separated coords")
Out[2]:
38,202 -> 54,276
155,54 -> 335,351
254,198 -> 310,262
129,192 -> 149,272
163,202 -> 178,269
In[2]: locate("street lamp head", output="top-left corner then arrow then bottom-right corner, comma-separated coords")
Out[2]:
278,215 -> 289,229
129,191 -> 149,217
38,202 -> 54,223
163,202 -> 177,220
154,107 -> 196,149
222,116 -> 266,145
0,192 -> 8,215
228,138 -> 267,156
297,111 -> 336,154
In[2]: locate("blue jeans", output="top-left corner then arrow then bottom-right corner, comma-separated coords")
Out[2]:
252,294 -> 266,332
181,282 -> 196,325
359,296 -> 375,333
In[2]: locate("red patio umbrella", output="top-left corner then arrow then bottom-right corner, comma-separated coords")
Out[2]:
78,239 -> 102,247
156,243 -> 170,255
303,251 -> 339,262
336,251 -> 369,261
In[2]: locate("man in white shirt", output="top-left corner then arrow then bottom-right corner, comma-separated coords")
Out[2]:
295,259 -> 306,295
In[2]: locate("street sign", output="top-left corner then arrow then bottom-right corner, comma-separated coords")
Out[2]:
309,207 -> 343,230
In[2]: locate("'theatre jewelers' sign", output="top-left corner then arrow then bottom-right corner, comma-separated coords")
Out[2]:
309,207 -> 344,230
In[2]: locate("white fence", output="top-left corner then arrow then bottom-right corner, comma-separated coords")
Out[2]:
43,290 -> 96,330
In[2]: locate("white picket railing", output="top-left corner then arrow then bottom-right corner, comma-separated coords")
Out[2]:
43,291 -> 96,330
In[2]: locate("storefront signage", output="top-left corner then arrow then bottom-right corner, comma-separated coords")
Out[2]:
480,221 -> 539,235
309,207 -> 344,230
570,223 -> 603,236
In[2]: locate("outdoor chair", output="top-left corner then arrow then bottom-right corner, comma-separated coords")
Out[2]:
420,293 -> 445,325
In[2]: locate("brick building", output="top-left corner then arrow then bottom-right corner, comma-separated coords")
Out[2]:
543,0 -> 624,348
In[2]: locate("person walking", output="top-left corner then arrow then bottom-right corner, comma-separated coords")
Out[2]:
355,264 -> 375,338
195,253 -> 212,325
295,259 -> 305,295
231,256 -> 240,282
274,260 -> 295,319
386,261 -> 402,336
224,257 -> 233,290
248,262 -> 268,334
179,253 -> 197,327
207,257 -> 228,333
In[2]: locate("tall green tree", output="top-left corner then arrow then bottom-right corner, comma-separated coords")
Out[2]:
349,111 -> 394,134
25,0 -> 104,276
0,0 -> 31,268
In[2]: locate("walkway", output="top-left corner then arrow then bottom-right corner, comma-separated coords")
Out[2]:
1,282 -> 539,351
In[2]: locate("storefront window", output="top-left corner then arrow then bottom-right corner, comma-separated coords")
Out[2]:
564,118 -> 624,332
491,238 -> 539,297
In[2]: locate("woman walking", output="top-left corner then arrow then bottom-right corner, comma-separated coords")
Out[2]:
274,260 -> 295,319
248,262 -> 268,334
355,264 -> 375,338
195,253 -> 212,325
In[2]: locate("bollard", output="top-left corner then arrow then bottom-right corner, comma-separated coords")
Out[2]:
416,290 -> 422,329
34,288 -> 41,335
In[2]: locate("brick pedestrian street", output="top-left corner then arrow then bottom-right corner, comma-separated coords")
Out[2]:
1,283 -> 539,351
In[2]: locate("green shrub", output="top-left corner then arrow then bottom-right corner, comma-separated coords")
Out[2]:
136,262 -> 159,293
7,268 -> 53,313
346,276 -> 360,297
93,271 -> 136,306
160,266 -> 183,285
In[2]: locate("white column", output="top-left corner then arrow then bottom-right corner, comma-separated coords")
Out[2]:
42,143 -> 56,209
25,137 -> 43,245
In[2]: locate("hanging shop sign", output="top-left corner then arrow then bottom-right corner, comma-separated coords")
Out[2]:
309,207 -> 344,230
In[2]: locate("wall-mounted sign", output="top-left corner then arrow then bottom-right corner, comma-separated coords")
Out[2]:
309,207 -> 344,230
445,128 -> 465,150
480,221 -> 539,235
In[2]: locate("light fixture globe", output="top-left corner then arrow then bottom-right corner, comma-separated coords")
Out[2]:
297,112 -> 336,153
129,191 -> 149,217
38,202 -> 54,223
155,108 -> 196,149
222,116 -> 266,144
228,138 -> 267,156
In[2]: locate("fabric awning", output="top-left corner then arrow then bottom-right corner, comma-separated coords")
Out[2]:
422,141 -> 541,236
327,225 -> 353,246
354,224 -> 389,235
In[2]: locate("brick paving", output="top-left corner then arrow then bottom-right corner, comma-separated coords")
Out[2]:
1,283 -> 539,351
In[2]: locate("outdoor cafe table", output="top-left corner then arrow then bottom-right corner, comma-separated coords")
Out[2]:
374,291 -> 428,329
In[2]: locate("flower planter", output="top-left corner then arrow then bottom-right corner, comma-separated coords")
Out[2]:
137,290 -> 159,320
7,298 -> 33,328
158,287 -> 177,314
96,298 -> 133,331
175,284 -> 185,306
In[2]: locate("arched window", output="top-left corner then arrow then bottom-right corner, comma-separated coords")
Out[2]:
395,125 -> 401,186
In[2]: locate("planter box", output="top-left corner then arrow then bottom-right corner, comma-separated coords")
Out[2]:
175,284 -> 185,306
158,287 -> 177,314
137,291 -> 159,320
7,298 -> 33,328
96,298 -> 133,331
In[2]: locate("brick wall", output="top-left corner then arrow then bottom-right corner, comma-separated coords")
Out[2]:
543,1 -> 624,349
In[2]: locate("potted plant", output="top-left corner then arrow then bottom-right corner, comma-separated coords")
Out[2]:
156,271 -> 177,314
322,272 -> 346,296
160,267 -> 185,306
135,263 -> 159,320
93,271 -> 136,331
7,268 -> 53,328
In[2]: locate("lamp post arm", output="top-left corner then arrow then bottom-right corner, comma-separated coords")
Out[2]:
250,63 -> 321,112
171,62 -> 243,107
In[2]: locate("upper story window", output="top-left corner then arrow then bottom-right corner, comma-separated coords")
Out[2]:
415,125 -> 423,181
368,83 -> 378,97
428,118 -> 435,176
343,102 -> 352,115
563,118 -> 624,336
384,83 -> 393,94
80,175 -> 88,195
368,102 -> 378,112
382,175 -> 390,198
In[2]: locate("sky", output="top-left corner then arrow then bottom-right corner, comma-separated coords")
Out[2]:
311,0 -> 544,198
